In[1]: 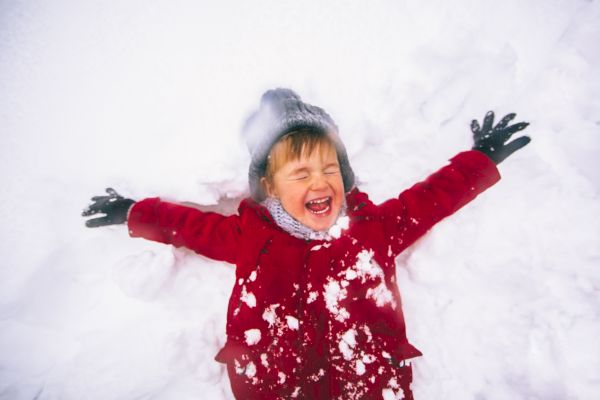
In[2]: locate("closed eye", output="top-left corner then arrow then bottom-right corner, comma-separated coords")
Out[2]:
291,175 -> 309,181
323,163 -> 340,175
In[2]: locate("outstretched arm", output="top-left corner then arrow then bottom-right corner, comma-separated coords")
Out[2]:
126,198 -> 240,264
82,188 -> 240,264
379,111 -> 531,257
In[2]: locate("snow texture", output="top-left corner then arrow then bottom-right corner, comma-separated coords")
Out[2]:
262,303 -> 280,327
244,329 -> 261,346
285,315 -> 299,330
1,0 -> 599,399
324,279 -> 351,322
240,286 -> 256,308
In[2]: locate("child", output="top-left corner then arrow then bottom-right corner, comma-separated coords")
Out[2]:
83,88 -> 530,399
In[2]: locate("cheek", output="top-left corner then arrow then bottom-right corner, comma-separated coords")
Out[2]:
330,176 -> 345,195
277,182 -> 307,210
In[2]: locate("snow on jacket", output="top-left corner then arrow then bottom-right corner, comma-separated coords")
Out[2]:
127,150 -> 500,399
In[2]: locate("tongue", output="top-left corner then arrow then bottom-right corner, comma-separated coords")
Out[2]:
307,200 -> 328,212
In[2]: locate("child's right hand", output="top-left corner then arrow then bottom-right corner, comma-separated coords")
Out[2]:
82,188 -> 135,228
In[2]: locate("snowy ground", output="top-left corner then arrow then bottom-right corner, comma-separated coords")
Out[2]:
1,0 -> 599,399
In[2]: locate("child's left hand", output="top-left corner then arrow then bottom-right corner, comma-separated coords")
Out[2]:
471,111 -> 531,164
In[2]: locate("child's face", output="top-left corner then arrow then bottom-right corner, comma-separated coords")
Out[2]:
263,143 -> 345,232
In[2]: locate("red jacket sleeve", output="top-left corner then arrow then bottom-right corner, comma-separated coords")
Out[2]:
127,197 -> 240,264
379,150 -> 501,257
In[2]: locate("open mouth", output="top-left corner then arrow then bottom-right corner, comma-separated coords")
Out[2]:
305,196 -> 332,215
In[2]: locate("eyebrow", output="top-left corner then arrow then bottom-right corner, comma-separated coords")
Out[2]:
287,163 -> 339,175
289,167 -> 310,175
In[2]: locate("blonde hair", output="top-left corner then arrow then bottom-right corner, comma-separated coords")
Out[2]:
264,129 -> 337,181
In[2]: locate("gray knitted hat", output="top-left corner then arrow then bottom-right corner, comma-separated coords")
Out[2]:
243,88 -> 355,202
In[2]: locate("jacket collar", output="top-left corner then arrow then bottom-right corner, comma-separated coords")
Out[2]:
239,189 -> 366,240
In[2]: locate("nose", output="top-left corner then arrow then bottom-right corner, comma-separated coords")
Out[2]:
309,172 -> 328,191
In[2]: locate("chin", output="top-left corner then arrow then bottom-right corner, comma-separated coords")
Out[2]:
305,219 -> 334,232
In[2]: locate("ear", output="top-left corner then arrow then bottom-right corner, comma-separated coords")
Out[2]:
261,177 -> 277,198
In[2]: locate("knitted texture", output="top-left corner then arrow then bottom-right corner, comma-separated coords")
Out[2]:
242,88 -> 355,201
262,197 -> 349,241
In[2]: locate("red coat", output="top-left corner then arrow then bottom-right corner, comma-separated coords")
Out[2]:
127,150 -> 500,399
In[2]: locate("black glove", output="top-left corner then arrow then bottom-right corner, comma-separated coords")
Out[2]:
82,188 -> 135,228
471,111 -> 531,164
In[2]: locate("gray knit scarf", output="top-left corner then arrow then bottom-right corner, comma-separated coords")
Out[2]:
262,197 -> 349,241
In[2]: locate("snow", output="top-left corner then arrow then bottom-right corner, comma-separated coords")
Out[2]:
285,315 -> 299,330
278,372 -> 286,384
328,215 -> 350,239
366,282 -> 395,308
262,304 -> 280,327
383,378 -> 405,400
339,329 -> 357,361
355,359 -> 366,376
307,291 -> 319,304
323,278 -> 350,322
260,353 -> 268,368
244,361 -> 256,379
244,329 -> 261,346
1,0 -> 599,399
240,286 -> 256,308
346,249 -> 385,282
248,271 -> 257,282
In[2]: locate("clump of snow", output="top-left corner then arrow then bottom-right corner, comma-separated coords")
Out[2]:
285,316 -> 299,330
245,361 -> 257,378
244,329 -> 261,346
234,360 -> 244,375
344,268 -> 358,280
262,304 -> 280,327
307,291 -> 319,304
339,249 -> 395,307
339,329 -> 357,360
382,378 -> 405,400
291,386 -> 301,398
328,215 -> 350,239
249,271 -> 257,282
260,353 -> 269,368
363,354 -> 376,363
278,372 -> 286,384
354,250 -> 383,281
240,286 -> 256,308
382,388 -> 405,400
355,359 -> 366,375
366,282 -> 395,308
324,278 -> 350,322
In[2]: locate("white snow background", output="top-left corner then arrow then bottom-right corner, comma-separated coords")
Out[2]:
1,0 -> 599,399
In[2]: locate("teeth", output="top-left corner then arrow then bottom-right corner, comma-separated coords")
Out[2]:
306,197 -> 331,215
307,197 -> 330,205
